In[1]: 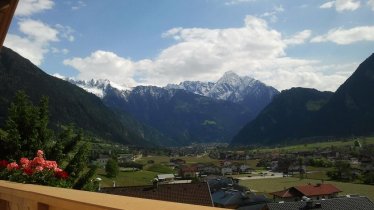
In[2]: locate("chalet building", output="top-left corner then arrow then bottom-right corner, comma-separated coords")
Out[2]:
117,154 -> 134,163
170,158 -> 186,165
198,165 -> 221,175
269,183 -> 341,202
179,165 -> 198,178
221,167 -> 233,175
93,155 -> 110,167
156,174 -> 175,182
264,196 -> 374,210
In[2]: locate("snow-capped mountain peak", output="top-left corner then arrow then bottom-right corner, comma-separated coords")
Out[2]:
217,71 -> 242,85
65,78 -> 132,98
64,71 -> 278,115
165,71 -> 278,105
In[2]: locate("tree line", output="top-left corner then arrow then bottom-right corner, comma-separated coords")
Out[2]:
0,91 -> 97,190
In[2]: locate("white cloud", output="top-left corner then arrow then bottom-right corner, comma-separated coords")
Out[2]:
4,34 -> 46,65
5,19 -> 75,65
261,5 -> 284,23
320,1 -> 335,8
320,0 -> 361,12
368,0 -> 374,10
15,0 -> 54,16
284,30 -> 312,45
55,24 -> 75,42
64,16 -> 353,91
51,47 -> 69,55
4,19 -> 58,65
225,0 -> 255,6
311,26 -> 374,44
52,73 -> 66,79
335,0 -> 361,11
71,1 -> 87,10
63,51 -> 137,87
19,19 -> 59,43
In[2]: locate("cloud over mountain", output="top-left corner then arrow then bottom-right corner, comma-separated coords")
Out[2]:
64,15 -> 354,91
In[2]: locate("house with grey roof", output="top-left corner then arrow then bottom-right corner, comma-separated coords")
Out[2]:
264,196 -> 374,210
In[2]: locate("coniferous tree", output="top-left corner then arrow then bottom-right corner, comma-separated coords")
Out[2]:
1,91 -> 38,159
73,165 -> 98,190
105,159 -> 119,178
0,91 -> 96,189
64,143 -> 90,179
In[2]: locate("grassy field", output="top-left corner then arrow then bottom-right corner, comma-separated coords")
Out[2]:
254,136 -> 374,153
239,177 -> 374,201
136,155 -> 260,168
96,169 -> 158,187
303,166 -> 331,180
135,155 -> 221,165
145,164 -> 175,174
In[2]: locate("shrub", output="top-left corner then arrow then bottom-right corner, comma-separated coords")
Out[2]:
105,159 -> 119,178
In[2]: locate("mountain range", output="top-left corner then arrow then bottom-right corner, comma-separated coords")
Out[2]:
3,45 -> 372,147
232,53 -> 374,146
69,72 -> 278,145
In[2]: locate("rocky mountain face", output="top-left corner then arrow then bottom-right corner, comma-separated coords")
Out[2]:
166,71 -> 279,115
232,53 -> 374,146
231,88 -> 333,145
104,85 -> 254,144
68,72 -> 279,145
312,53 -> 374,137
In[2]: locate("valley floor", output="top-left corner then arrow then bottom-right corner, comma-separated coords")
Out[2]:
239,177 -> 374,201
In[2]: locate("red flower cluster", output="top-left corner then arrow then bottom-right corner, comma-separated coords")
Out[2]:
55,170 -> 69,179
0,150 -> 69,180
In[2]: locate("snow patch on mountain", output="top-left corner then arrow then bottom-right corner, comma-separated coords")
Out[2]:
63,71 -> 278,110
165,71 -> 278,103
61,76 -> 132,98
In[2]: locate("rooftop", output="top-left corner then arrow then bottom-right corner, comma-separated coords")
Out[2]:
100,182 -> 214,207
270,184 -> 342,198
266,196 -> 374,210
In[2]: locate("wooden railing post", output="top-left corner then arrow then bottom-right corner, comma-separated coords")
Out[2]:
38,203 -> 49,210
0,199 -> 10,210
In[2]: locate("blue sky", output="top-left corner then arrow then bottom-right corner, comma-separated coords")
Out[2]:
4,0 -> 374,91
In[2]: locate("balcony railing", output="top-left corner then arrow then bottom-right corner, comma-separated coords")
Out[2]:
0,180 -> 218,210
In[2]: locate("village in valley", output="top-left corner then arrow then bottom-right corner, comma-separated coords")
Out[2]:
2,0 -> 374,210
90,137 -> 374,209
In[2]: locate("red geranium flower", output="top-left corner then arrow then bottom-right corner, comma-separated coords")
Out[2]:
44,160 -> 58,170
20,157 -> 30,168
23,167 -> 33,175
31,157 -> 45,167
37,150 -> 44,158
55,170 -> 69,180
7,162 -> 19,171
